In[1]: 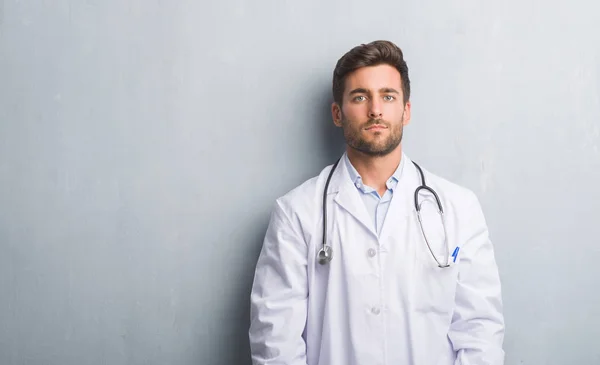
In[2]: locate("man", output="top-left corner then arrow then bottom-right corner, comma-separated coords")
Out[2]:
249,40 -> 505,365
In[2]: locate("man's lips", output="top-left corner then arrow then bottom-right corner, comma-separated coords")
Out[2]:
365,125 -> 387,130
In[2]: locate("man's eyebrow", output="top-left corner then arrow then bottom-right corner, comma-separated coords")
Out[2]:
348,88 -> 400,95
348,88 -> 370,95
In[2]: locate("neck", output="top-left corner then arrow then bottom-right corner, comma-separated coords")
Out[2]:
346,145 -> 403,196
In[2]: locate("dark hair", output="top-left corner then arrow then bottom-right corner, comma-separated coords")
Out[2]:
332,40 -> 410,105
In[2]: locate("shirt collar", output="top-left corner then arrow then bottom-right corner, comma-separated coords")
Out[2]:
343,152 -> 405,193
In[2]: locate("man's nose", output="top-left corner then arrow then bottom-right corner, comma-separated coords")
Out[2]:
368,100 -> 382,119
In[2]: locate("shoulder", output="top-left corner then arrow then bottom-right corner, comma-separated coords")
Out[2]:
271,162 -> 335,224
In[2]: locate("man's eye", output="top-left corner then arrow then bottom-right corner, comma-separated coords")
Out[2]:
383,95 -> 395,101
354,96 -> 366,102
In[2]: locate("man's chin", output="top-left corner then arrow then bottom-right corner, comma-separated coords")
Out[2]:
355,146 -> 396,157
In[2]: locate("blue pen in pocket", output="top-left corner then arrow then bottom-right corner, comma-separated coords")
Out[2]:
452,247 -> 460,263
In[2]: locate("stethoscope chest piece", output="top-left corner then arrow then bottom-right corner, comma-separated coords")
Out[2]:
317,245 -> 333,265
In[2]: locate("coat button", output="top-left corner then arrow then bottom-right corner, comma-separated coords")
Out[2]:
367,248 -> 377,257
371,307 -> 381,315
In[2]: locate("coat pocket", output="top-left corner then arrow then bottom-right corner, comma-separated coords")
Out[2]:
412,260 -> 459,315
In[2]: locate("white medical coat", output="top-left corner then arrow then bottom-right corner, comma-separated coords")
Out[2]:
249,153 -> 505,365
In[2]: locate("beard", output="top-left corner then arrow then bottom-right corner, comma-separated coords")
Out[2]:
340,113 -> 404,157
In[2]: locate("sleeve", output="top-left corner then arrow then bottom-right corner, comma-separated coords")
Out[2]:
248,199 -> 309,365
449,193 -> 505,365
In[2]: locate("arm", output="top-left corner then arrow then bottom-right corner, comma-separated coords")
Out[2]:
449,194 -> 505,365
249,199 -> 309,365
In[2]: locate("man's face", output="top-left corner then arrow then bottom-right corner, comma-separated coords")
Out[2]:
332,64 -> 411,156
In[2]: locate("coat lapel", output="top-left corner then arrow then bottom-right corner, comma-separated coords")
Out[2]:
326,153 -> 377,238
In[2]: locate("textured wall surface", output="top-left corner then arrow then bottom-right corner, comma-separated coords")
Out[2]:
1,1 -> 599,364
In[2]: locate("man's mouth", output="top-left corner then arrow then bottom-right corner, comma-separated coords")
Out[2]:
365,125 -> 387,130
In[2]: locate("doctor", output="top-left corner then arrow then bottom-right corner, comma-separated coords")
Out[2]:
249,40 -> 505,365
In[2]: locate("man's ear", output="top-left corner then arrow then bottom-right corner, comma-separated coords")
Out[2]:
331,103 -> 343,127
402,101 -> 412,126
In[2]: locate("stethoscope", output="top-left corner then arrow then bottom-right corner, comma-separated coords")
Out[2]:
317,158 -> 451,268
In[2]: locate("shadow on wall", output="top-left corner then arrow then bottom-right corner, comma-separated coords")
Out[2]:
225,223 -> 271,365
317,85 -> 346,164
213,85 -> 345,365
193,212 -> 270,365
